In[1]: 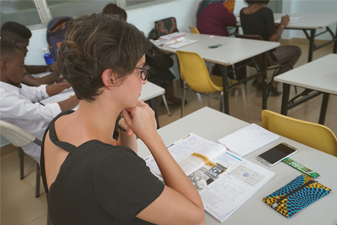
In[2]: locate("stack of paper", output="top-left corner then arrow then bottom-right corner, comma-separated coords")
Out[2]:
159,32 -> 186,40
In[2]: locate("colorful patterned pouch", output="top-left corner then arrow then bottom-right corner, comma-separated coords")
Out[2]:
263,174 -> 331,218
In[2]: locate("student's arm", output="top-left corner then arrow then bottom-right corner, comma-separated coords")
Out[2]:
116,117 -> 137,153
21,69 -> 61,86
269,15 -> 289,42
122,101 -> 205,225
25,65 -> 50,74
45,81 -> 72,96
57,96 -> 79,111
221,5 -> 237,26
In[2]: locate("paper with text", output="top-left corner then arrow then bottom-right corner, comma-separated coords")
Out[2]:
144,133 -> 275,222
218,123 -> 279,156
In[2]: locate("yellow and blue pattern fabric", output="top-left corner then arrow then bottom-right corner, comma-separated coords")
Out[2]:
263,174 -> 331,218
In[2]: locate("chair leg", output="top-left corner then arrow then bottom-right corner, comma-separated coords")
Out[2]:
161,95 -> 171,116
207,95 -> 211,107
219,91 -> 224,112
208,63 -> 214,75
36,163 -> 41,198
181,82 -> 187,118
240,85 -> 249,122
19,148 -> 24,180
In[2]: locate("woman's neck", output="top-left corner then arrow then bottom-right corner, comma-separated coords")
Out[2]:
244,3 -> 263,14
72,98 -> 122,144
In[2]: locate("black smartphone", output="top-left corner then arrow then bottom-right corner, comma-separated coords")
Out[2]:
256,142 -> 297,166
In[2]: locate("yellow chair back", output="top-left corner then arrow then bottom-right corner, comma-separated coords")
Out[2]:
262,110 -> 337,157
189,26 -> 200,34
176,50 -> 222,93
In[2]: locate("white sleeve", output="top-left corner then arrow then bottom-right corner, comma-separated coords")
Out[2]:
21,84 -> 50,102
0,91 -> 61,122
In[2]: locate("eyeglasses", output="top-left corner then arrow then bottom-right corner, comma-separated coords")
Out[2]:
135,65 -> 150,81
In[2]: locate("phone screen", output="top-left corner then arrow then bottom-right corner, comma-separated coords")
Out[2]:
257,143 -> 297,165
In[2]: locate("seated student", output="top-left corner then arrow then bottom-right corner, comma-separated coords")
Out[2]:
196,0 -> 247,81
40,13 -> 205,225
102,3 -> 184,106
196,0 -> 237,37
240,0 -> 301,95
1,22 -> 64,87
0,40 -> 79,162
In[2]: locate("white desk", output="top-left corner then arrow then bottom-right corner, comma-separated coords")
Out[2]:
274,13 -> 337,62
137,107 -> 337,225
140,81 -> 171,119
41,81 -> 171,122
237,13 -> 337,62
158,33 -> 280,114
275,53 -> 337,124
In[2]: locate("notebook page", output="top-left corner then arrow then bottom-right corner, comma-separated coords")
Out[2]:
218,123 -> 279,156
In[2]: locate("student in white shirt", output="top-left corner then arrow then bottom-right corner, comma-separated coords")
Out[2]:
0,39 -> 79,162
1,21 -> 64,86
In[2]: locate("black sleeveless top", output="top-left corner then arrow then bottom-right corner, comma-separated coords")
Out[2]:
40,110 -> 164,225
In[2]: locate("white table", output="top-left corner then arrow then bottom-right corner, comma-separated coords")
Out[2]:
237,13 -> 337,62
41,81 -> 171,124
275,53 -> 337,124
158,33 -> 280,114
274,13 -> 337,62
137,107 -> 337,225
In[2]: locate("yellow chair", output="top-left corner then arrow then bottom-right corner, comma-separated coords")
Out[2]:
176,50 -> 248,118
189,26 -> 200,34
262,110 -> 337,157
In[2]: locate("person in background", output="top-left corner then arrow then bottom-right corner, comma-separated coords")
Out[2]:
1,21 -> 64,86
0,39 -> 79,162
102,3 -> 184,106
40,13 -> 205,225
196,0 -> 237,37
196,0 -> 247,81
240,0 -> 301,96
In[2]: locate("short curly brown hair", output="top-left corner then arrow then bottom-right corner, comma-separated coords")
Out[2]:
102,3 -> 127,21
57,13 -> 151,102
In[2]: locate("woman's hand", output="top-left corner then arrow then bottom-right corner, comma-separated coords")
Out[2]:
118,117 -> 134,136
280,15 -> 290,26
121,100 -> 158,142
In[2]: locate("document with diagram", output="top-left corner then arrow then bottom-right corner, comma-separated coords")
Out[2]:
145,133 -> 276,222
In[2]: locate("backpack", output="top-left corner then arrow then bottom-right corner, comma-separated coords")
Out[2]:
145,43 -> 174,70
148,17 -> 179,40
47,16 -> 72,61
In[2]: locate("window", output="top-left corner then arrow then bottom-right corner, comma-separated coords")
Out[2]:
46,0 -> 116,18
1,0 -> 42,26
1,0 -> 158,28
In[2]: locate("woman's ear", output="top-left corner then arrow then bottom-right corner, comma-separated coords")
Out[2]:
101,68 -> 117,89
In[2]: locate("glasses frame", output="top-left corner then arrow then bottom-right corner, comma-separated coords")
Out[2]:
136,65 -> 150,81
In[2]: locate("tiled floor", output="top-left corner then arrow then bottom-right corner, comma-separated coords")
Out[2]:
1,40 -> 336,225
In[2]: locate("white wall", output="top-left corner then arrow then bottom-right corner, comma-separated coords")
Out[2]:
25,0 -> 336,65
285,0 -> 337,40
25,0 -> 247,66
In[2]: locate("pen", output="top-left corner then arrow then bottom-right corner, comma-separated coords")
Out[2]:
162,37 -> 185,46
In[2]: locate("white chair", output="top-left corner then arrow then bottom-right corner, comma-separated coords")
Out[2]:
0,120 -> 42,198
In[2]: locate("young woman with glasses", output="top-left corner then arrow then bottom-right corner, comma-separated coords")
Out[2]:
40,13 -> 205,225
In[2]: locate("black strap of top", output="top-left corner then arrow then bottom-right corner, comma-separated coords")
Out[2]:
41,110 -> 76,194
48,110 -> 77,153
